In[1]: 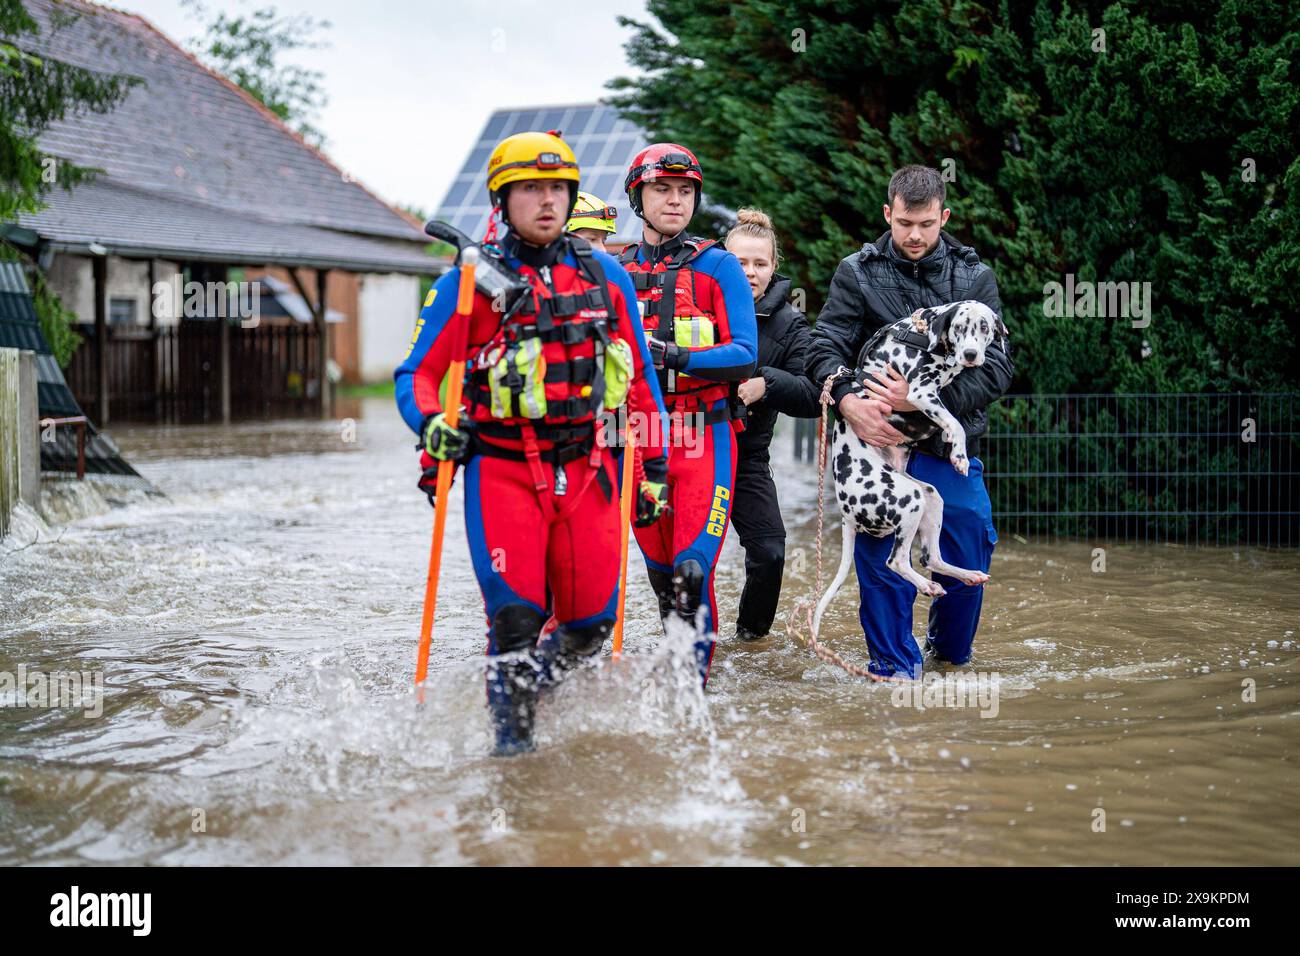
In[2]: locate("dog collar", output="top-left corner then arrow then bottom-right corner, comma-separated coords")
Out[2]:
889,321 -> 950,356
890,327 -> 934,351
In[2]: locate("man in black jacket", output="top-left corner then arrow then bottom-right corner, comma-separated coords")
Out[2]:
805,165 -> 1012,678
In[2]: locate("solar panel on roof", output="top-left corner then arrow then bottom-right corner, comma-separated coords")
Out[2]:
434,103 -> 649,244
568,107 -> 598,139
484,112 -> 509,140
586,172 -> 620,202
467,143 -> 493,170
441,178 -> 469,209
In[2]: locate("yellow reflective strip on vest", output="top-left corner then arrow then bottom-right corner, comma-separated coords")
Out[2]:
518,339 -> 547,419
674,316 -> 714,349
487,338 -> 548,420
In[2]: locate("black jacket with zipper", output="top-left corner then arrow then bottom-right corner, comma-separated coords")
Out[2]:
804,230 -> 1013,461
737,274 -> 823,465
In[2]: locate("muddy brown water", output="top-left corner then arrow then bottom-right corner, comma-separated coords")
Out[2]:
1,398 -> 1297,865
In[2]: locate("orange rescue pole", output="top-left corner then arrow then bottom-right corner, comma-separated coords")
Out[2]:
415,247 -> 478,687
610,418 -> 637,660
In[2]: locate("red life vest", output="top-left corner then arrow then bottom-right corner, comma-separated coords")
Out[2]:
463,237 -> 621,437
619,238 -> 734,413
444,237 -> 637,499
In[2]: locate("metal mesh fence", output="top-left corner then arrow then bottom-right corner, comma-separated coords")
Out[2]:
984,393 -> 1299,546
787,393 -> 1299,547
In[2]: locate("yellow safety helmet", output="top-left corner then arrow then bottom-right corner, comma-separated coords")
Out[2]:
565,191 -> 618,235
486,130 -> 580,212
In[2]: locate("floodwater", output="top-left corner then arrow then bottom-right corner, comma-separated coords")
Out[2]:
1,398 -> 1297,866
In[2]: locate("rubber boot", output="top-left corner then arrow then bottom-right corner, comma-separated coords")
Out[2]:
535,618 -> 612,691
485,604 -> 546,756
672,559 -> 712,682
646,566 -> 677,624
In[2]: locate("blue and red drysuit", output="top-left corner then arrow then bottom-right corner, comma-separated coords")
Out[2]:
619,232 -> 757,685
395,231 -> 670,752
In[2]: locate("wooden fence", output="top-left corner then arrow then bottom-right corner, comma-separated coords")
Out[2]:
67,320 -> 322,423
0,348 -> 18,537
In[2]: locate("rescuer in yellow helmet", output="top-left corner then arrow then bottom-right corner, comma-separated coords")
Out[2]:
394,130 -> 670,755
565,191 -> 618,253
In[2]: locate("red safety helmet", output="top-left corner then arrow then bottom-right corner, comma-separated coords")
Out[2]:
624,143 -> 703,218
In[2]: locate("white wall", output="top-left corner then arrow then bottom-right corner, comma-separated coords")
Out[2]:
46,254 -> 182,326
46,254 -> 91,322
106,256 -> 149,325
357,272 -> 421,384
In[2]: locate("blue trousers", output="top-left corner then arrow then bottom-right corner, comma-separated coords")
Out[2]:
852,452 -> 997,678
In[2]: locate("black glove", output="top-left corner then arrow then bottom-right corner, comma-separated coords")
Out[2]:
642,454 -> 668,485
417,465 -> 457,508
647,337 -> 688,371
635,454 -> 670,526
419,413 -> 472,462
635,479 -> 669,527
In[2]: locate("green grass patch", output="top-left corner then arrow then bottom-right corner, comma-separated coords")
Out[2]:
339,381 -> 396,398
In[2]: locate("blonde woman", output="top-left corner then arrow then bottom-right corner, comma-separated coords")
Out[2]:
724,208 -> 822,641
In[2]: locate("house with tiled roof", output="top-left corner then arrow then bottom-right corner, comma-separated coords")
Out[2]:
3,0 -> 446,423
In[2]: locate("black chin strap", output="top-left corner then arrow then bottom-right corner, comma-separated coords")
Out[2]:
502,230 -> 565,270
644,228 -> 686,266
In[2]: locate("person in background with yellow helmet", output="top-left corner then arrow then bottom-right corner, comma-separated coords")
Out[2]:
565,191 -> 618,254
394,131 -> 671,755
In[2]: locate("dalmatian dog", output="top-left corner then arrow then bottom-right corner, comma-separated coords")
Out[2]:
812,300 -> 1008,638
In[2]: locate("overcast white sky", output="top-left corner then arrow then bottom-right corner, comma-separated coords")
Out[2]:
118,0 -> 651,213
